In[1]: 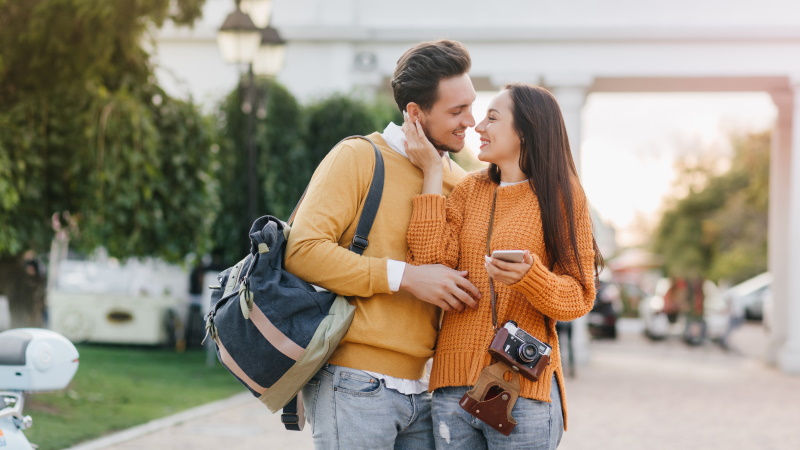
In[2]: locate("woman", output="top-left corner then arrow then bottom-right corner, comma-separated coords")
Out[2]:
404,83 -> 603,449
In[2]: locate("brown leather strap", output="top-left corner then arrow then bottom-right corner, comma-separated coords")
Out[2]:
485,188 -> 553,334
486,189 -> 499,329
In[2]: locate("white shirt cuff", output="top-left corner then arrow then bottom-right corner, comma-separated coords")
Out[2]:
387,259 -> 407,292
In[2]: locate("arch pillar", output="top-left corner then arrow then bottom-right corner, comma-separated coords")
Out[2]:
548,75 -> 593,365
547,75 -> 593,175
774,78 -> 800,373
767,88 -> 792,364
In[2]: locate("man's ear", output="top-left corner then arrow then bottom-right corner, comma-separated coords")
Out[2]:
406,102 -> 423,122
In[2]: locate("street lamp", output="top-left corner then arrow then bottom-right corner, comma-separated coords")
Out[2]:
253,26 -> 286,77
216,4 -> 261,65
216,0 -> 285,224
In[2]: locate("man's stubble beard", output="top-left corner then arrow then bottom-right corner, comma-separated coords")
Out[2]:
420,118 -> 462,154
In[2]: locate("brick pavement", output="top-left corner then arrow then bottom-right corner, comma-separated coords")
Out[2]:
68,322 -> 800,450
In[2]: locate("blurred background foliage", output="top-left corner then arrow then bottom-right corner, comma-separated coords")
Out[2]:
0,0 -> 211,327
652,131 -> 770,285
211,87 -> 402,265
0,0 -> 409,326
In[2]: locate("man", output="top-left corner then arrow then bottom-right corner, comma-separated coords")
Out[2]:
284,39 -> 479,449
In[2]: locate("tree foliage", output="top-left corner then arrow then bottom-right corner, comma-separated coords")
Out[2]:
211,88 -> 403,265
211,78 -> 306,264
305,94 -> 402,167
652,132 -> 770,284
0,0 -> 209,326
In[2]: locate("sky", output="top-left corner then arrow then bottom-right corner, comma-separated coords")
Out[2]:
465,91 -> 777,249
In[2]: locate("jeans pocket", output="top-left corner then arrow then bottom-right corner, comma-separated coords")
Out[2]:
335,370 -> 383,396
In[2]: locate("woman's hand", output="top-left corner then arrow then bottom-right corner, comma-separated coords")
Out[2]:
404,120 -> 443,173
403,119 -> 444,195
485,250 -> 534,286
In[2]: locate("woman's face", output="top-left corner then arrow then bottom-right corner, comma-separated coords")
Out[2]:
475,90 -> 521,166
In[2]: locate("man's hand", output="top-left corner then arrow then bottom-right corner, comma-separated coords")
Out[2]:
399,264 -> 480,311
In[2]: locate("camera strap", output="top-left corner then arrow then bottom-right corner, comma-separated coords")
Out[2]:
485,187 -> 552,334
486,189 -> 499,329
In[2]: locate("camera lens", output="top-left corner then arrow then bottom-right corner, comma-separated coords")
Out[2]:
518,343 -> 539,363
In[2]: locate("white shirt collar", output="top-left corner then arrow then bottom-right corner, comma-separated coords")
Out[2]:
381,122 -> 407,157
381,122 -> 453,170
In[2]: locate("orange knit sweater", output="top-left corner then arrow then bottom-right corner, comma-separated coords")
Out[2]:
407,171 -> 597,430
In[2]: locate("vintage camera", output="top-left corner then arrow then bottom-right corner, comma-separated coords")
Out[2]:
488,321 -> 552,381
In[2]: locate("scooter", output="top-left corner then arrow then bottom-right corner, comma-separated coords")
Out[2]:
0,328 -> 79,449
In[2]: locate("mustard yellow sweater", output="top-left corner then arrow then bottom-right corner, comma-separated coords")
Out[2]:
284,132 -> 466,380
407,171 -> 597,429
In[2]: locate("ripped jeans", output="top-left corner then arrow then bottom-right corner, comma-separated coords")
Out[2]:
301,364 -> 435,450
431,375 -> 563,449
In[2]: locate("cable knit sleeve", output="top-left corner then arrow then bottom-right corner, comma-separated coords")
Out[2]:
509,188 -> 597,321
406,181 -> 467,268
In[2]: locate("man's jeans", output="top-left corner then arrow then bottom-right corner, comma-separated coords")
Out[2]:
302,364 -> 434,450
431,375 -> 563,449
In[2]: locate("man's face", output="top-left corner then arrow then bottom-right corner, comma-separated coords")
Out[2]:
418,73 -> 476,154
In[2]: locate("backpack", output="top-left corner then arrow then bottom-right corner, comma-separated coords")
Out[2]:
205,136 -> 384,430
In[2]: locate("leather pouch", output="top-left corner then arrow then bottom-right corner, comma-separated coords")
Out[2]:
459,362 -> 521,436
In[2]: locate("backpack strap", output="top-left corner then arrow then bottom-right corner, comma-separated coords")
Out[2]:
347,136 -> 384,255
281,395 -> 304,431
281,135 -> 384,430
288,135 -> 384,241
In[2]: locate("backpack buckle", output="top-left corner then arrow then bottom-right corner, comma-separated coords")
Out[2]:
351,235 -> 369,251
281,413 -> 299,425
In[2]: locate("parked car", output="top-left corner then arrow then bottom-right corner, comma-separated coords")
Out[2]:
639,277 -> 721,341
48,257 -> 188,346
639,278 -> 673,340
588,281 -> 623,339
724,272 -> 772,321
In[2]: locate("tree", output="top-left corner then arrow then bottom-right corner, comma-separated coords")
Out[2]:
304,94 -> 401,167
0,0 -> 210,327
652,132 -> 770,284
211,78 -> 306,265
705,132 -> 770,283
210,89 -> 403,266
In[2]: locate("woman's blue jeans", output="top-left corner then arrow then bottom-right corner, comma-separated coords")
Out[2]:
431,375 -> 563,449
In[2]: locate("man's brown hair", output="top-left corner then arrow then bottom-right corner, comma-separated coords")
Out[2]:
391,40 -> 471,113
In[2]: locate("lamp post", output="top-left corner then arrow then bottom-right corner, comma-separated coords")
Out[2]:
217,0 -> 285,223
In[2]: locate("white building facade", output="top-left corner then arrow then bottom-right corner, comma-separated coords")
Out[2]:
154,0 -> 800,373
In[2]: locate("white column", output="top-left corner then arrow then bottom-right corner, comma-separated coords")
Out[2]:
767,89 -> 792,364
548,77 -> 591,176
778,79 -> 800,374
549,76 -> 592,365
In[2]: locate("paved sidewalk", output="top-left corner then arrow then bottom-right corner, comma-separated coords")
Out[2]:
560,323 -> 800,450
69,322 -> 800,449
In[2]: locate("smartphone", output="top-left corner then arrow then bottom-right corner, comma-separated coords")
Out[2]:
491,250 -> 525,263
403,110 -> 410,122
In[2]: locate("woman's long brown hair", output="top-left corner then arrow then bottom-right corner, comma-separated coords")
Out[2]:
488,83 -> 604,280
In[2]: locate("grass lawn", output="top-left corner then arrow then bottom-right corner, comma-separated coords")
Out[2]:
23,344 -> 244,450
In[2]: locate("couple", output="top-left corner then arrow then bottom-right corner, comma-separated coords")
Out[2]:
285,39 -> 602,449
